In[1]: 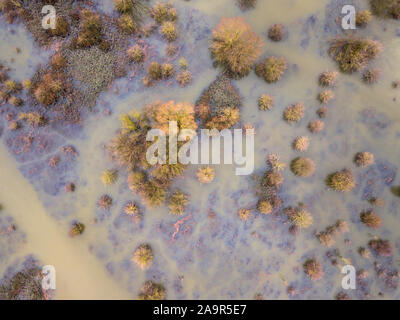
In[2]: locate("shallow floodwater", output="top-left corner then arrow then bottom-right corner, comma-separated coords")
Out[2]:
1,0 -> 400,299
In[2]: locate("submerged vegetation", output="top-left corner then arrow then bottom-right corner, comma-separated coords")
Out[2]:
210,17 -> 263,78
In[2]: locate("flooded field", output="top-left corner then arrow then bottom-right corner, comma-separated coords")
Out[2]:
0,0 -> 399,300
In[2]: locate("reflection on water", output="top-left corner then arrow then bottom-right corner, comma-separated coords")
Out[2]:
0,0 -> 399,299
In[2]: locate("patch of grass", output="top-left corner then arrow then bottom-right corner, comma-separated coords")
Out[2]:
255,56 -> 287,83
329,37 -> 382,73
9,96 -> 23,107
326,169 -> 356,192
210,17 -> 263,78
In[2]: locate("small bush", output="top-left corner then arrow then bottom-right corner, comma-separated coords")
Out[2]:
360,210 -> 382,228
368,238 -> 392,256
287,208 -> 313,229
34,73 -> 62,106
161,63 -> 174,79
255,56 -> 287,83
168,190 -> 189,215
303,259 -> 323,280
257,200 -> 272,214
98,194 -> 113,210
283,103 -> 304,123
132,244 -> 153,269
263,170 -> 283,188
318,90 -> 334,104
9,96 -> 23,106
370,0 -> 400,19
18,112 -> 47,127
329,37 -> 382,73
138,281 -> 166,300
290,157 -> 315,177
197,166 -> 215,183
319,71 -> 338,86
148,62 -> 162,80
268,24 -> 285,41
326,169 -> 356,192
238,208 -> 251,221
354,152 -> 374,167
293,136 -> 309,151
151,2 -> 177,24
118,14 -> 138,34
50,16 -> 69,37
356,10 -> 372,27
69,222 -> 85,237
236,0 -> 257,10
160,21 -> 178,42
77,9 -> 102,48
177,70 -> 192,87
127,45 -> 145,63
362,68 -> 381,84
316,107 -> 328,118
258,94 -> 273,111
308,120 -> 324,133
101,169 -> 118,186
124,201 -> 139,215
210,17 -> 263,78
